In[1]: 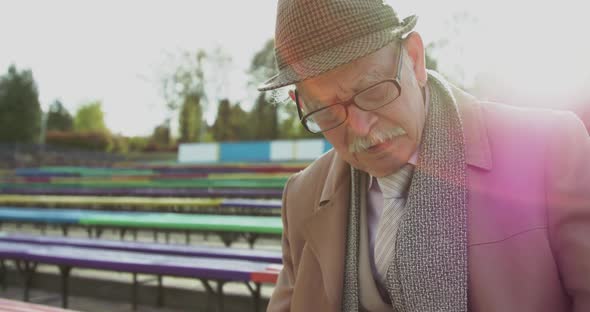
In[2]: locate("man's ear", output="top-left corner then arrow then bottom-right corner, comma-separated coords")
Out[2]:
403,32 -> 427,86
288,89 -> 296,102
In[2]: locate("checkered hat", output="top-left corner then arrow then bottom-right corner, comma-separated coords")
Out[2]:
258,0 -> 417,91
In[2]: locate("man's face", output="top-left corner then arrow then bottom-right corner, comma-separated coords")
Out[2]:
297,43 -> 427,177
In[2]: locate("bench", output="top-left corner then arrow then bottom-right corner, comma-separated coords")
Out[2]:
0,240 -> 281,311
0,195 -> 281,216
0,187 -> 283,199
0,207 -> 283,247
0,232 -> 282,264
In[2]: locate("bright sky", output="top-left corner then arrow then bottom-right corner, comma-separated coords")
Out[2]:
1,0 -> 588,136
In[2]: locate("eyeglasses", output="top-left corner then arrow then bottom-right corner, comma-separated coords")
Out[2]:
295,44 -> 404,134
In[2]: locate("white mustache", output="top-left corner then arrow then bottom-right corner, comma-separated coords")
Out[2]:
348,127 -> 406,153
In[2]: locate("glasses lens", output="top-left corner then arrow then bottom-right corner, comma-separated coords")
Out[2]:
355,81 -> 400,110
305,105 -> 347,133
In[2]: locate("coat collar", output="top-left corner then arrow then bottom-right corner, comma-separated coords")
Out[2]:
302,86 -> 492,307
317,85 -> 492,204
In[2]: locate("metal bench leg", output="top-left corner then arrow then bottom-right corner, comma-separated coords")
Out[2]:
185,230 -> 191,245
132,273 -> 138,311
220,233 -> 238,247
245,233 -> 259,249
201,279 -> 225,312
61,225 -> 69,237
165,231 -> 170,244
0,259 -> 6,291
120,228 -> 127,241
16,260 -> 37,302
133,229 -> 138,241
201,280 -> 226,312
59,266 -> 71,308
245,282 -> 262,312
216,280 -> 225,312
157,275 -> 164,307
153,230 -> 158,242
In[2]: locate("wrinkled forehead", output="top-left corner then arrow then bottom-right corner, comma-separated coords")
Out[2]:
296,43 -> 398,106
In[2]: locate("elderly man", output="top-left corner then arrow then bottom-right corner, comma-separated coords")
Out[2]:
258,0 -> 590,311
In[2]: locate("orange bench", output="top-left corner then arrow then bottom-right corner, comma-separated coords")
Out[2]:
251,264 -> 282,284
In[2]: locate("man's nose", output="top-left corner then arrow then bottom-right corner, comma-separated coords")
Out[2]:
345,104 -> 377,136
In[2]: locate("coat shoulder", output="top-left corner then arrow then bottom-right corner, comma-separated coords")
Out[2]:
286,149 -> 338,203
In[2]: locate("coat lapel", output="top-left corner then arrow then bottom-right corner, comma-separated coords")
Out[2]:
302,152 -> 351,307
298,84 -> 493,309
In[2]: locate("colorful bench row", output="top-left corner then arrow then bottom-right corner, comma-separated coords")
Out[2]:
0,236 -> 281,311
0,207 -> 283,247
0,187 -> 283,199
0,195 -> 282,216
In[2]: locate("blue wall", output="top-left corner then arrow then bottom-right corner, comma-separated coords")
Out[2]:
179,139 -> 333,163
219,141 -> 270,162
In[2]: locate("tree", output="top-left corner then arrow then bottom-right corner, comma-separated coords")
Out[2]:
250,93 -> 278,140
248,39 -> 277,89
277,103 -> 321,139
178,93 -> 203,142
160,50 -> 207,138
46,100 -> 73,132
211,99 -> 234,141
0,64 -> 42,143
248,39 -> 290,140
230,103 -> 253,141
73,101 -> 108,133
151,121 -> 171,147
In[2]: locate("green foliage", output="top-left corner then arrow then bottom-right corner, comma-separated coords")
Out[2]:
45,130 -> 111,151
46,100 -> 73,132
74,101 -> 108,133
179,94 -> 203,142
162,50 -> 207,112
248,39 -> 277,87
126,136 -> 150,152
150,121 -> 171,146
210,99 -> 258,141
250,94 -> 278,140
277,103 -> 321,139
211,99 -> 235,141
107,135 -> 129,154
0,64 -> 42,143
230,103 -> 253,140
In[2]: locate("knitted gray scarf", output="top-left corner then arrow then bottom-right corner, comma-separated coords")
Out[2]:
342,71 -> 468,312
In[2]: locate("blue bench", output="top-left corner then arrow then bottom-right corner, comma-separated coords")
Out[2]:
0,237 -> 281,311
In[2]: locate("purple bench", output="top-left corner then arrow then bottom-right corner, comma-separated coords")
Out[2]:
0,239 -> 280,311
0,233 -> 282,264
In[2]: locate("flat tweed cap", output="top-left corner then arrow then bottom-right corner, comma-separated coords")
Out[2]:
258,0 -> 417,91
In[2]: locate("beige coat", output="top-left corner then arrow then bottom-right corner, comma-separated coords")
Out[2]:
267,87 -> 590,312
